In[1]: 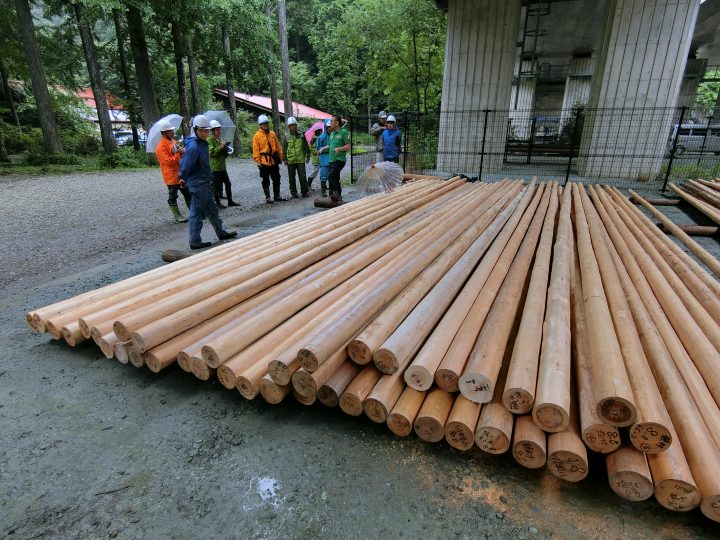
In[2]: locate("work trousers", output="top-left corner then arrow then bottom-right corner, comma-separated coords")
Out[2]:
307,162 -> 320,183
259,164 -> 282,199
286,162 -> 308,196
213,170 -> 232,203
188,181 -> 225,245
167,183 -> 191,208
328,160 -> 345,199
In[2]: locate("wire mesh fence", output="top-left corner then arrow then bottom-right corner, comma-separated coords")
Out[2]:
349,106 -> 720,192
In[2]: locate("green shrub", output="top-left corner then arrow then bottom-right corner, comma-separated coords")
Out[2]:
98,147 -> 152,169
24,152 -> 81,166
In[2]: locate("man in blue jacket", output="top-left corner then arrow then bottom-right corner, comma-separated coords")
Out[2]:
382,114 -> 402,163
316,118 -> 331,197
180,115 -> 237,249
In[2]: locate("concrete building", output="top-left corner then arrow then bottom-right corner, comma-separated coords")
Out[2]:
434,0 -> 720,180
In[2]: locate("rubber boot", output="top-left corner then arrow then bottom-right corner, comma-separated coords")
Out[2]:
226,185 -> 240,207
321,181 -> 328,197
170,204 -> 188,223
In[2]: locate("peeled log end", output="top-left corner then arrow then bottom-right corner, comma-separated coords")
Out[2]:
98,337 -> 115,359
597,397 -> 636,427
268,360 -> 292,386
62,327 -> 85,347
582,424 -> 620,454
363,398 -> 388,423
548,449 -> 589,482
114,343 -> 130,365
458,372 -> 493,404
373,348 -> 399,374
608,470 -> 654,502
293,389 -> 316,406
434,369 -> 459,392
512,441 -> 547,469
236,377 -> 260,400
201,346 -> 223,369
291,370 -> 317,398
502,387 -> 534,414
653,479 -> 701,512
128,349 -> 145,368
475,426 -> 511,454
444,421 -> 475,451
26,312 -> 39,333
629,422 -> 672,454
317,386 -> 339,407
144,352 -> 163,373
46,320 -> 62,340
347,339 -> 373,365
78,318 -> 92,339
414,416 -> 445,443
532,403 -> 569,433
216,365 -> 236,389
404,365 -> 433,391
113,321 -> 131,341
700,495 -> 720,523
176,351 -> 192,373
130,332 -> 146,353
259,377 -> 290,404
387,413 -> 413,437
297,349 -> 319,372
191,358 -> 214,381
339,393 -> 363,416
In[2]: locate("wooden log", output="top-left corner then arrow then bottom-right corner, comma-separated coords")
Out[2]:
348,182 -> 513,365
474,351 -> 514,455
594,187 -> 720,408
668,182 -> 720,225
191,357 -> 215,381
694,178 -> 720,192
579,187 -> 673,453
292,343 -> 351,399
630,196 -> 680,206
259,374 -> 291,404
235,359 -> 269,400
293,389 -> 316,406
606,444 -> 654,502
459,183 -> 551,403
569,242 -> 621,454
317,361 -> 360,408
128,348 -> 145,369
113,341 -> 131,364
512,416 -> 547,469
363,371 -> 406,424
631,190 -> 720,279
685,179 -> 720,207
648,422 -> 701,512
590,185 -> 720,522
571,183 -> 636,428
97,332 -> 122,359
161,249 -> 193,263
435,183 -> 543,392
657,223 -> 718,236
387,387 -> 426,437
338,365 -> 382,416
404,183 -> 531,389
176,350 -> 192,372
314,197 -> 346,208
60,322 -> 86,346
414,388 -> 454,443
502,183 -> 559,414
547,400 -> 588,483
444,394 -> 481,451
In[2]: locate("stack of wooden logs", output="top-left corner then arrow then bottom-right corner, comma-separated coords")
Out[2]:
27,178 -> 720,523
668,178 -> 720,225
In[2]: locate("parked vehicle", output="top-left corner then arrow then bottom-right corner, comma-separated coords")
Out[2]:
113,130 -> 148,147
669,123 -> 720,155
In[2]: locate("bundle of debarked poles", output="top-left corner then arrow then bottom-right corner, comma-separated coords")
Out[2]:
27,177 -> 720,522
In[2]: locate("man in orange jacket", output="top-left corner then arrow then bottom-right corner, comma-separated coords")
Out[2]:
252,114 -> 286,204
155,119 -> 191,222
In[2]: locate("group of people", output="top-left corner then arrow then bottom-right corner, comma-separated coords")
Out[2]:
371,111 -> 403,164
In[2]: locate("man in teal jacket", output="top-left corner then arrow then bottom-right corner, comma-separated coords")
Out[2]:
282,116 -> 311,198
208,120 -> 239,208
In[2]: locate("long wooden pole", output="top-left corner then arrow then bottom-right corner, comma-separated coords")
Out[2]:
317,361 -> 360,408
668,182 -> 720,224
606,444 -> 654,502
546,393 -> 588,483
414,388 -> 454,443
512,416 -> 547,469
387,387 -> 426,437
339,365 -> 382,416
444,394 -> 481,451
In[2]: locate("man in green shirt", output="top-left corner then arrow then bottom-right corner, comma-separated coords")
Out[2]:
282,116 -> 311,198
208,120 -> 239,208
325,114 -> 350,201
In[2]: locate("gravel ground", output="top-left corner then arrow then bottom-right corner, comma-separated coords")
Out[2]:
0,170 -> 719,539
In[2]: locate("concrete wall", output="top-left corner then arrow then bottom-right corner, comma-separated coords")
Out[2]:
677,58 -> 708,110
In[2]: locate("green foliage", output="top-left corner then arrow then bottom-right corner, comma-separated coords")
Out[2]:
98,146 -> 153,168
24,151 -> 81,166
696,68 -> 720,118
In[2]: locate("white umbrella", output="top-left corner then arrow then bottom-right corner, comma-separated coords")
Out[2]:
204,110 -> 236,145
146,113 -> 183,153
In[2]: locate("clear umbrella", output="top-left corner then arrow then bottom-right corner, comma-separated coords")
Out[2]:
203,110 -> 236,146
355,161 -> 404,198
145,114 -> 183,153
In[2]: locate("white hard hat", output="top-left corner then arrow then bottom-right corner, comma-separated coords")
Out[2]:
258,114 -> 269,124
287,116 -> 297,126
387,115 -> 396,122
379,110 -> 387,119
209,119 -> 222,129
156,120 -> 175,132
192,115 -> 211,129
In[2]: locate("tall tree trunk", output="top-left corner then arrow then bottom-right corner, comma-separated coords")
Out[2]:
112,9 -> 140,150
74,3 -> 117,154
0,58 -> 20,127
186,31 -> 201,115
266,3 -> 281,133
171,18 -> 190,136
0,132 -> 9,162
221,25 -> 241,151
126,6 -> 159,131
277,0 -> 292,122
13,0 -> 63,153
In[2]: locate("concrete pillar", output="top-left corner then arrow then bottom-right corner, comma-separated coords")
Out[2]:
677,58 -> 708,110
577,0 -> 700,180
437,0 -> 521,173
560,57 -> 595,124
509,61 -> 537,140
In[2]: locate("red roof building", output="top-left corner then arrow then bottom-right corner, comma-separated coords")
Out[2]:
213,88 -> 333,120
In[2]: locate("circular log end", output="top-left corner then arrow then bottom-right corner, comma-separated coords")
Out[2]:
130,333 -> 145,353
457,373 -> 493,404
176,352 -> 192,373
78,318 -> 92,339
297,349 -> 319,372
291,370 -> 317,398
217,365 -> 236,389
46,320 -> 62,340
268,361 -> 292,386
191,359 -> 213,381
113,321 -> 130,342
347,339 -> 373,365
114,343 -> 129,365
582,424 -> 621,454
387,413 -> 413,437
629,422 -> 672,454
654,480 -> 701,512
98,338 -> 114,359
434,369 -> 459,392
608,470 -> 654,502
363,398 -> 388,423
33,314 -> 46,333
293,389 -> 316,406
236,377 -> 259,400
598,397 -> 636,427
372,349 -> 398,374
339,393 -> 363,416
128,349 -> 145,369
61,327 -> 77,346
547,450 -> 589,482
502,388 -> 534,414
475,427 -> 510,454
316,386 -> 339,408
700,495 -> 720,523
26,312 -> 39,333
90,327 -> 103,343
445,421 -> 475,451
259,378 -> 287,404
201,346 -> 221,369
532,404 -> 569,433
512,441 -> 547,469
414,416 -> 445,443
404,366 -> 433,391
144,352 -> 162,373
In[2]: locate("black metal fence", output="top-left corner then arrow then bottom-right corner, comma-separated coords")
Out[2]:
349,107 -> 720,192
